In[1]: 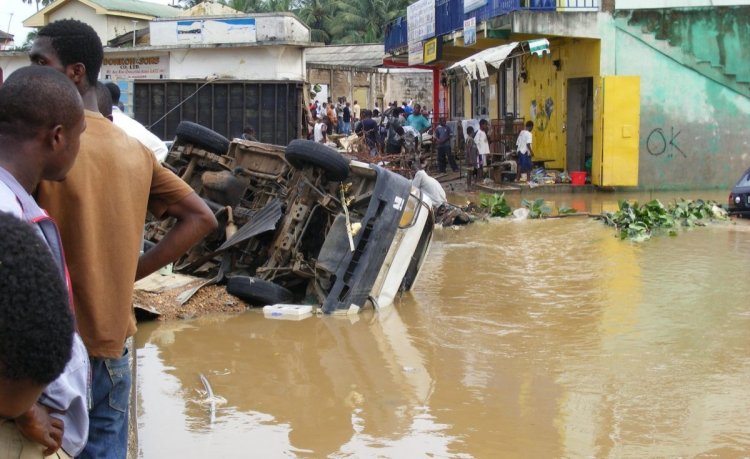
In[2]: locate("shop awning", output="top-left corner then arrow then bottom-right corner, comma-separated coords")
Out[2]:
447,39 -> 550,81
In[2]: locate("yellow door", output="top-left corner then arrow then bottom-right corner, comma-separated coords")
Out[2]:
353,87 -> 369,110
592,75 -> 640,187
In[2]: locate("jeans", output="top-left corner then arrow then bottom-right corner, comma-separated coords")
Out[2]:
341,121 -> 351,135
79,348 -> 131,459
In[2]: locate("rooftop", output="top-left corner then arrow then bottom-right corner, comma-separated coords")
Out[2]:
305,44 -> 384,68
25,0 -> 180,28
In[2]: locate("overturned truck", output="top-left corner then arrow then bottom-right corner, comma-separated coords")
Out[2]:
146,122 -> 435,314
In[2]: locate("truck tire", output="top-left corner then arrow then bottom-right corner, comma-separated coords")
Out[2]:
226,276 -> 294,306
285,139 -> 349,181
175,121 -> 230,154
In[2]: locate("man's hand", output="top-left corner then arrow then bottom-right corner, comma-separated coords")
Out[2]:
136,192 -> 217,281
14,403 -> 64,455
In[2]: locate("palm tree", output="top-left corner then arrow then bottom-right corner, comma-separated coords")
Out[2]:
178,0 -> 207,7
296,0 -> 335,44
21,0 -> 54,12
220,0 -> 269,13
327,0 -> 407,43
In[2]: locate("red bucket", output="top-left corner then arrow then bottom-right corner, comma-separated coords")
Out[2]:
570,171 -> 586,186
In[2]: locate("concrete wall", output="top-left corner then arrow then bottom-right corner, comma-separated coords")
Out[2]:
616,28 -> 750,189
0,53 -> 28,79
165,46 -> 305,81
48,1 -> 107,41
107,17 -> 143,43
150,14 -> 309,46
41,1 -> 143,42
307,66 -> 384,108
1,44 -> 306,85
383,68 -> 433,110
306,67 -> 432,111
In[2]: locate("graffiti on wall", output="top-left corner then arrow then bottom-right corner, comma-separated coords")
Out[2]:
646,126 -> 685,158
530,97 -> 554,132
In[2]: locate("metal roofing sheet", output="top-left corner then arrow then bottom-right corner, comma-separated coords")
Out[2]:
89,0 -> 180,17
305,44 -> 385,68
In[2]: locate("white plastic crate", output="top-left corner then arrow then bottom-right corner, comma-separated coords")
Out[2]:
262,304 -> 313,320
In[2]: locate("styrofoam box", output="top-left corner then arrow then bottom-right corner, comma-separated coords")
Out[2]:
262,304 -> 313,319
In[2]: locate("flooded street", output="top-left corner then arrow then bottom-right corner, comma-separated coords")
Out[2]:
135,190 -> 750,458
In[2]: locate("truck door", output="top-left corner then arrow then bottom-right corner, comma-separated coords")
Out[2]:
592,76 -> 640,187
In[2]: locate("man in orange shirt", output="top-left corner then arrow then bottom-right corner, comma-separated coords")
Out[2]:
326,100 -> 338,135
31,19 -> 217,459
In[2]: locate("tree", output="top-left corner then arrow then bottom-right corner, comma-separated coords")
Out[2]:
220,0 -> 269,13
21,0 -> 54,12
326,0 -> 407,43
220,0 -> 300,13
178,0 -> 207,7
296,0 -> 335,44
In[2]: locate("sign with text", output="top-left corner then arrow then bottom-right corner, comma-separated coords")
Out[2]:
423,37 -> 441,63
463,17 -> 477,46
408,41 -> 424,66
407,0 -> 435,44
101,55 -> 169,79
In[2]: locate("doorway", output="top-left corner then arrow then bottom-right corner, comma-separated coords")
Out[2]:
471,79 -> 489,118
566,77 -> 593,172
352,87 -> 369,111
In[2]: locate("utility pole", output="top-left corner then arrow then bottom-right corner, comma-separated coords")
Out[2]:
4,13 -> 12,50
131,20 -> 138,47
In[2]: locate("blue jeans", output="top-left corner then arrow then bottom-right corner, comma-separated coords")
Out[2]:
79,348 -> 131,459
341,121 -> 351,135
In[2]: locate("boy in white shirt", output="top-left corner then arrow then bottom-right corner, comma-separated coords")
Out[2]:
474,119 -> 491,178
515,121 -> 534,181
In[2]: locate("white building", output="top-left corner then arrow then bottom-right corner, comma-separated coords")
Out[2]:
2,5 -> 314,144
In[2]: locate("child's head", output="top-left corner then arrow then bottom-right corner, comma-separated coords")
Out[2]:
467,126 -> 475,136
0,213 -> 74,419
479,119 -> 489,131
526,120 -> 534,131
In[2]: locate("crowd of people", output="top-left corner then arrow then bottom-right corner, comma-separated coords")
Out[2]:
307,98 -> 439,152
306,97 -> 536,190
0,19 -> 217,459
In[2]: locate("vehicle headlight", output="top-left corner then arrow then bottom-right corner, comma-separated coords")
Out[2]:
399,194 -> 419,228
735,195 -> 741,204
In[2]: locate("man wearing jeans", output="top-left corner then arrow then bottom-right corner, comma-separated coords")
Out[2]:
435,118 -> 457,173
31,20 -> 217,459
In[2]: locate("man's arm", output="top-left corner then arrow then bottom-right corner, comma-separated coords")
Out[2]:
136,192 -> 217,281
15,403 -> 64,456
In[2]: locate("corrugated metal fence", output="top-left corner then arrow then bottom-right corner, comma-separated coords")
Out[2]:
134,80 -> 303,146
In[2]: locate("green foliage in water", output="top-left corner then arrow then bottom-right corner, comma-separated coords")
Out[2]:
670,198 -> 724,227
601,199 -> 728,241
479,193 -> 512,217
522,198 -> 552,219
558,206 -> 577,215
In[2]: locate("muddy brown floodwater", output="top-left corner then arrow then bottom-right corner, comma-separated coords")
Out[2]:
135,190 -> 750,458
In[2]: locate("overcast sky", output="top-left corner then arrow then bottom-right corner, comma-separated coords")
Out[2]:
0,0 -> 175,45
